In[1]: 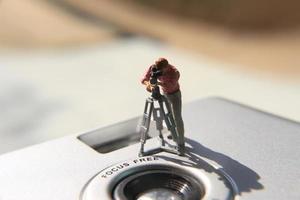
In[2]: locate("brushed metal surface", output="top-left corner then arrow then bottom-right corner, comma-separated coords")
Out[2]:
0,97 -> 299,199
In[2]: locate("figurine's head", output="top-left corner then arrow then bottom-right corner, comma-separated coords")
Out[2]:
155,58 -> 169,70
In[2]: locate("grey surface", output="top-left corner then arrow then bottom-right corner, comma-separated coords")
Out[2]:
0,97 -> 299,199
184,98 -> 300,199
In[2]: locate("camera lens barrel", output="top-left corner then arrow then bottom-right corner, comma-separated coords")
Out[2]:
114,169 -> 202,200
81,156 -> 236,200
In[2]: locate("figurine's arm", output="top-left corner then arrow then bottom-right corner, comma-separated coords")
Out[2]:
141,66 -> 153,92
140,66 -> 151,83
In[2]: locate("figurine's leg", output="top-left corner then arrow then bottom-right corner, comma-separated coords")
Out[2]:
164,91 -> 185,154
158,97 -> 178,143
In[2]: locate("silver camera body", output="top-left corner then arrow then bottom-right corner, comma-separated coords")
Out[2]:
0,97 -> 299,200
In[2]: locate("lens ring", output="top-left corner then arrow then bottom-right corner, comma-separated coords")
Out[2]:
80,156 -> 236,200
113,169 -> 203,200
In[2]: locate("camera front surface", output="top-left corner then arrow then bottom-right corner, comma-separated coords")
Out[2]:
0,98 -> 299,200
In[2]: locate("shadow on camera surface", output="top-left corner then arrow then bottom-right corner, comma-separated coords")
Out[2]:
159,138 -> 264,195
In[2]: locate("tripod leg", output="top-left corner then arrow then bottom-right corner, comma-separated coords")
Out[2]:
153,107 -> 165,146
158,130 -> 165,146
139,98 -> 154,156
158,97 -> 179,145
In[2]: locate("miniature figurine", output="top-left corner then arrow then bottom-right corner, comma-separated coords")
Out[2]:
139,58 -> 185,156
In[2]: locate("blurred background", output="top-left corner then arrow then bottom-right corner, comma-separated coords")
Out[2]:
1,0 -> 300,155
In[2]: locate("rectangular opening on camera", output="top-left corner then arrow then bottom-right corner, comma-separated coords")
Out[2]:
77,117 -> 164,153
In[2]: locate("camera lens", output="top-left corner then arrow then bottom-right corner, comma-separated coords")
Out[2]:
113,169 -> 203,200
137,188 -> 182,200
81,157 -> 235,200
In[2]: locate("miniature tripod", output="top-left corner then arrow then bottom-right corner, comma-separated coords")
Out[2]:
138,91 -> 180,157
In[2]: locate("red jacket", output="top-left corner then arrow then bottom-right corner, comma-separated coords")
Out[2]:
141,64 -> 180,94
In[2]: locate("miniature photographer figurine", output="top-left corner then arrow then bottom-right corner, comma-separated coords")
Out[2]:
141,58 -> 185,154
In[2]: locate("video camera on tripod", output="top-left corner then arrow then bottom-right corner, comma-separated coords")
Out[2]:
138,65 -> 182,157
149,65 -> 163,99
